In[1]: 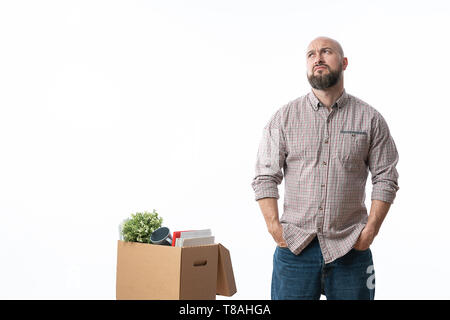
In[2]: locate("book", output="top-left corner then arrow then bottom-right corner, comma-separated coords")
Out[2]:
179,229 -> 211,239
173,229 -> 214,247
172,230 -> 192,247
177,236 -> 215,247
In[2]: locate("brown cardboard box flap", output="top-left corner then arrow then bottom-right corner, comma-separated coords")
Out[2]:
216,243 -> 237,296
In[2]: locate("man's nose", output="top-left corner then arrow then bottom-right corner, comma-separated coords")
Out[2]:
314,55 -> 325,66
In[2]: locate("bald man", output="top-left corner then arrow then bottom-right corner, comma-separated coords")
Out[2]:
251,37 -> 399,300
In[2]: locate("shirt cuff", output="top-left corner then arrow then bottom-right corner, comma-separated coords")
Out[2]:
371,189 -> 396,204
254,189 -> 280,201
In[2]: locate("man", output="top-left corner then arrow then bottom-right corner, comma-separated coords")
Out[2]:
251,36 -> 399,300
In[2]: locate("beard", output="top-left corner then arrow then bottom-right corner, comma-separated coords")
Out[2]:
307,64 -> 342,90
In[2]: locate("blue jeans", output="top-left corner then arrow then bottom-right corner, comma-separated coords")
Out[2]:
271,236 -> 375,300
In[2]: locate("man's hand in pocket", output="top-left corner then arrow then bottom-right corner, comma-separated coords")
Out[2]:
268,222 -> 288,248
353,225 -> 376,251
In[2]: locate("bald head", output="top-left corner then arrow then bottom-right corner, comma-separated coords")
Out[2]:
307,36 -> 344,58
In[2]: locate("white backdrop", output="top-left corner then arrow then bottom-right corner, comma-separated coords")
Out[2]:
0,0 -> 449,299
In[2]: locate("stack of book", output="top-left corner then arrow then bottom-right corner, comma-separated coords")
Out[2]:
171,229 -> 215,247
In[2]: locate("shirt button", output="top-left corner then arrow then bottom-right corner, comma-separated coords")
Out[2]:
324,139 -> 328,144
321,184 -> 325,188
319,206 -> 323,210
322,161 -> 327,166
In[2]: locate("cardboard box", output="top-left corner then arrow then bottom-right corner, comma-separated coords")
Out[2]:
116,240 -> 236,300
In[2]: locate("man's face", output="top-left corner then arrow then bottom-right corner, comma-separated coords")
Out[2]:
306,39 -> 346,90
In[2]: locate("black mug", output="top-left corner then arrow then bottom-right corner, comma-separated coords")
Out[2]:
150,227 -> 172,246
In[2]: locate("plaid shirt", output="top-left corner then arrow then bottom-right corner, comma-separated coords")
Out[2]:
251,89 -> 399,263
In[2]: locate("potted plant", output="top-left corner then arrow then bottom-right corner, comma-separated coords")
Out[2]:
119,209 -> 163,243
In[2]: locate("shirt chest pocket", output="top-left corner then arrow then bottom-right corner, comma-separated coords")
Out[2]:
335,131 -> 369,170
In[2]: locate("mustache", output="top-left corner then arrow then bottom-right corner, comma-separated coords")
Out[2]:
314,64 -> 329,70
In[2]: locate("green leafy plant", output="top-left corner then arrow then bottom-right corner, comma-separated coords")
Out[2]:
120,209 -> 163,243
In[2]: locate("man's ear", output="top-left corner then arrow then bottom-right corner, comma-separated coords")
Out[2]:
342,57 -> 348,71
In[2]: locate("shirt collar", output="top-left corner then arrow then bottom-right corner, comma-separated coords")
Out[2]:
308,89 -> 348,111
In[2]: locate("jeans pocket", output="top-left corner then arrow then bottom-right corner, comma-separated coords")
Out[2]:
351,247 -> 373,263
352,247 -> 370,253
